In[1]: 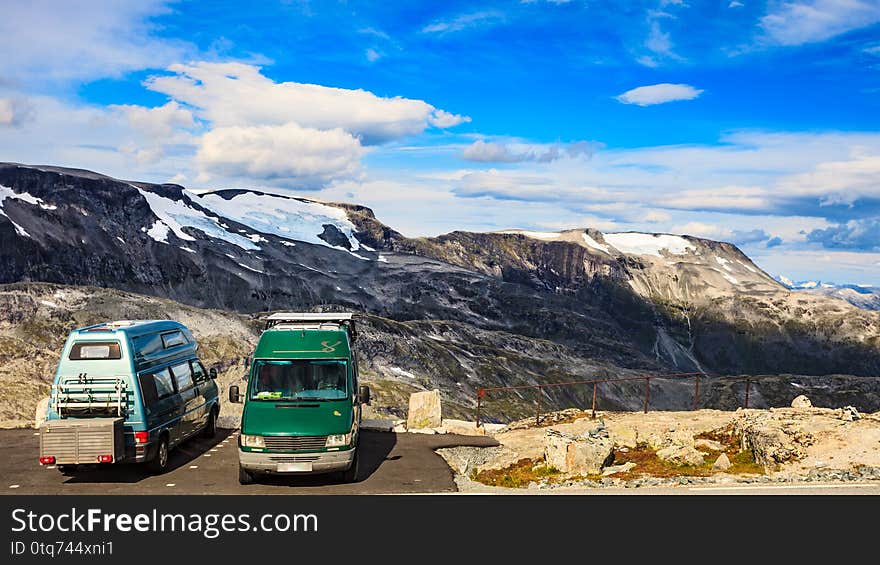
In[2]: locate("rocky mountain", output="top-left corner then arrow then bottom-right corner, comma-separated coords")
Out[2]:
775,278 -> 880,312
1,162 -> 879,422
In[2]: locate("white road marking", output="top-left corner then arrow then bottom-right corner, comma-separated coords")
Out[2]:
33,432 -> 40,436
689,483 -> 878,492
204,454 -> 211,457
189,465 -> 198,469
9,485 -> 20,489
165,483 -> 176,487
210,449 -> 218,452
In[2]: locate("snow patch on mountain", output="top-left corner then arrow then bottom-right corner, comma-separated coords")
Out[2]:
603,232 -> 695,258
0,184 -> 57,237
135,186 -> 259,250
582,233 -> 611,254
198,191 -> 361,253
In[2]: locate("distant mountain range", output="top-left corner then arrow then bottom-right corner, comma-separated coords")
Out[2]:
1,162 -> 879,420
775,276 -> 880,311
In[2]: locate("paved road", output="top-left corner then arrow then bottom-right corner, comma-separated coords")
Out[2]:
0,428 -> 498,495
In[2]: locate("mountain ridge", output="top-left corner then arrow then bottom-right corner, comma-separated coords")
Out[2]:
1,161 -> 879,390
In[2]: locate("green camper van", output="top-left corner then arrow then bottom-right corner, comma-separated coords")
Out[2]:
39,320 -> 220,475
228,313 -> 370,484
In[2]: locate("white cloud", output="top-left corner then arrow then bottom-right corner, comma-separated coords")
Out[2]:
616,83 -> 704,106
145,62 -> 469,144
645,210 -> 672,223
0,98 -> 33,127
760,0 -> 880,46
196,123 -> 365,187
671,221 -> 732,239
421,11 -> 505,34
729,1 -> 745,7
0,0 -> 189,83
462,140 -> 596,163
111,102 -> 195,139
365,48 -> 382,63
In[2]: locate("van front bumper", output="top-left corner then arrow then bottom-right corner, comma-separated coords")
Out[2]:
238,448 -> 355,475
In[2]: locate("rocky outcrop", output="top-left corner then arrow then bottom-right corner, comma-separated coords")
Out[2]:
734,412 -> 814,469
543,422 -> 614,476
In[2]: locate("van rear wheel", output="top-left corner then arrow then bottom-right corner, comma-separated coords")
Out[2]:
239,464 -> 255,485
58,465 -> 78,475
147,436 -> 170,474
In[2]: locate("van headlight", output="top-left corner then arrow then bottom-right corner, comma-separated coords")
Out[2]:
325,433 -> 351,447
326,421 -> 357,447
241,434 -> 265,448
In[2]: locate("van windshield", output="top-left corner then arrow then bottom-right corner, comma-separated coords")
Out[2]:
250,359 -> 348,401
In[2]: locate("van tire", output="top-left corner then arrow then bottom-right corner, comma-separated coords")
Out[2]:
201,407 -> 217,439
147,436 -> 170,474
341,449 -> 359,483
239,465 -> 255,485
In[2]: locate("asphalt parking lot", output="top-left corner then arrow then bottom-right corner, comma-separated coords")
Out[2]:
0,428 -> 498,494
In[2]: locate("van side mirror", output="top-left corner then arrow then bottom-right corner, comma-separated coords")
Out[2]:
359,385 -> 371,405
229,385 -> 240,404
209,367 -> 218,380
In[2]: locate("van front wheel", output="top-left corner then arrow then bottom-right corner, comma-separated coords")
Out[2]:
239,465 -> 255,485
201,408 -> 217,439
341,450 -> 359,483
147,437 -> 169,474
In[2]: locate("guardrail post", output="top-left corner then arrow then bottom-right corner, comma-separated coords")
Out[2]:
476,389 -> 485,428
744,378 -> 750,409
536,386 -> 542,426
643,377 -> 650,414
693,375 -> 700,411
592,382 -> 598,419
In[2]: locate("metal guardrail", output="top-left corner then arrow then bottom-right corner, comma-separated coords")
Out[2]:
474,372 -> 878,427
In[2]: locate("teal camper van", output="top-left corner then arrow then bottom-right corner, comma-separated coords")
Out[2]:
228,313 -> 370,484
39,320 -> 220,474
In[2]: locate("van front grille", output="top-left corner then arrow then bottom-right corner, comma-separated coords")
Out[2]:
263,436 -> 327,451
268,455 -> 320,463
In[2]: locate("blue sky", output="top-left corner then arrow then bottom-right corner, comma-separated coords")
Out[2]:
1,0 -> 880,284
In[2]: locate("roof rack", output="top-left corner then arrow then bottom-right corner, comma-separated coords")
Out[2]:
263,312 -> 357,341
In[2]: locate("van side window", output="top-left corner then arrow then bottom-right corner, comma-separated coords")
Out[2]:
161,331 -> 187,349
131,334 -> 162,360
139,369 -> 175,405
171,362 -> 194,392
191,360 -> 208,383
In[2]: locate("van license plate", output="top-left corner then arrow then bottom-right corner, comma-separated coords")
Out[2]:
277,462 -> 312,473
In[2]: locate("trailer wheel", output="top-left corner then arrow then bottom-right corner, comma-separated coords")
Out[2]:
238,464 -> 255,485
201,407 -> 217,439
147,436 -> 170,474
58,465 -> 78,475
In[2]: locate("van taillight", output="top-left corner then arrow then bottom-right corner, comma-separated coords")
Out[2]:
39,456 -> 55,465
134,431 -> 149,444
97,455 -> 113,463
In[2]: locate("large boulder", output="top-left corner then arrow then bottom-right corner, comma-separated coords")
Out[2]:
647,428 -> 695,451
791,395 -> 812,408
34,397 -> 49,429
734,414 -> 812,469
656,445 -> 705,466
713,453 -> 732,471
543,422 -> 614,476
407,389 -> 442,429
